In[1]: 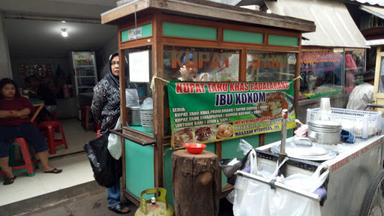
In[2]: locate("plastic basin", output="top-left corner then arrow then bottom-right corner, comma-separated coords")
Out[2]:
184,143 -> 206,154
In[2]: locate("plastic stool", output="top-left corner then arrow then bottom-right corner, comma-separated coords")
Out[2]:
12,138 -> 34,176
39,121 -> 68,155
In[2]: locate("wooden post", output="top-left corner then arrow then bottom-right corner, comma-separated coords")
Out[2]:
172,150 -> 220,216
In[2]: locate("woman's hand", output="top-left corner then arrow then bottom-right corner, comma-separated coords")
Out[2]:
10,108 -> 30,119
15,111 -> 29,119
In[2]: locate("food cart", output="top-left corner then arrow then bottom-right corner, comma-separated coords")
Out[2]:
101,0 -> 315,204
235,108 -> 384,216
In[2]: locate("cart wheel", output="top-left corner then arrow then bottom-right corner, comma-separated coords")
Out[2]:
360,170 -> 384,216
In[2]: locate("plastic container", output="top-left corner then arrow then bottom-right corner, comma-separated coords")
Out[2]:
306,108 -> 382,139
140,108 -> 153,128
125,88 -> 140,107
140,97 -> 153,129
184,143 -> 206,154
127,106 -> 141,126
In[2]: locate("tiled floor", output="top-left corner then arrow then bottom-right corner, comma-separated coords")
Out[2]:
0,119 -> 96,207
49,119 -> 96,158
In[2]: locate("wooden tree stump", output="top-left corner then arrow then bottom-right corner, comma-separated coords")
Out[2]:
172,150 -> 220,216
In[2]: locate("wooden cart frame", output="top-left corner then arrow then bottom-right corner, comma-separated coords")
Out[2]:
102,0 -> 315,204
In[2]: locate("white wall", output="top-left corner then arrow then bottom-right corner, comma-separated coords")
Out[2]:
0,13 -> 12,79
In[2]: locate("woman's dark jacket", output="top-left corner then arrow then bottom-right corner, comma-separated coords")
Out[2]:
91,72 -> 120,134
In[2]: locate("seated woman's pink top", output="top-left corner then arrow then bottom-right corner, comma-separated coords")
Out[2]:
0,97 -> 33,126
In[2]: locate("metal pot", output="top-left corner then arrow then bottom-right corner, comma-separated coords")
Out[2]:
308,120 -> 341,145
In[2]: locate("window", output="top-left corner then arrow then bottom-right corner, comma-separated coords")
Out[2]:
246,51 -> 296,82
299,49 -> 344,99
163,46 -> 240,82
124,47 -> 152,102
379,57 -> 384,93
345,48 -> 366,93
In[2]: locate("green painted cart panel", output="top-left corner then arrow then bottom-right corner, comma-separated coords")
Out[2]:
121,23 -> 152,42
162,22 -> 217,41
163,147 -> 174,205
125,139 -> 155,199
128,126 -> 154,137
265,130 -> 293,144
223,29 -> 263,44
206,142 -> 215,153
127,131 -> 292,203
268,35 -> 298,47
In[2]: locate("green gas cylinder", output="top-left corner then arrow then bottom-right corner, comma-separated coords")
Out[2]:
134,188 -> 174,216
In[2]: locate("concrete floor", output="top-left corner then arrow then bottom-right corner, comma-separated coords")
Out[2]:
2,181 -> 234,216
1,180 -> 234,216
21,188 -> 137,216
0,119 -> 96,206
0,181 -> 136,216
0,118 -> 235,216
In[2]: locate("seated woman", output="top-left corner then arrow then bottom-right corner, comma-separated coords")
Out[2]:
0,78 -> 62,185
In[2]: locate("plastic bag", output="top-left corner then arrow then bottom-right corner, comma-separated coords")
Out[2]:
283,164 -> 329,193
141,97 -> 153,109
125,88 -> 140,107
233,150 -> 323,216
233,176 -> 321,216
108,117 -> 122,160
84,133 -> 122,188
238,139 -> 253,156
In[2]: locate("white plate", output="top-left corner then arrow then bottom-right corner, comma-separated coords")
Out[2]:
271,143 -> 338,161
287,150 -> 338,161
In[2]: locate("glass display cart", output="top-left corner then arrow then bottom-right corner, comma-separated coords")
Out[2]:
101,0 -> 315,204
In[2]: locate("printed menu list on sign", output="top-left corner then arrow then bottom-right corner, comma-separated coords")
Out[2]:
168,81 -> 296,149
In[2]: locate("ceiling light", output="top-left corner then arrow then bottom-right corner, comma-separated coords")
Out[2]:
61,28 -> 68,38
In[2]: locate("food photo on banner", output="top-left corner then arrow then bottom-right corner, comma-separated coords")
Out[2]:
167,81 -> 296,148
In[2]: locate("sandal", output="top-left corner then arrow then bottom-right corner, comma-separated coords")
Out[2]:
43,168 -> 62,174
108,204 -> 130,214
3,176 -> 16,185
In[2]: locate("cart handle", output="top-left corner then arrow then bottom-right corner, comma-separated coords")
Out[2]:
235,170 -> 321,201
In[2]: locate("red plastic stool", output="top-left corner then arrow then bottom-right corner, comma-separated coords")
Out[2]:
12,138 -> 34,176
81,105 -> 92,130
39,121 -> 68,155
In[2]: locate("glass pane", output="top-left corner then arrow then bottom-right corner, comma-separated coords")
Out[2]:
163,46 -> 240,81
123,47 -> 153,129
379,57 -> 384,93
345,48 -> 367,93
124,47 -> 152,102
299,49 -> 343,99
246,51 -> 296,82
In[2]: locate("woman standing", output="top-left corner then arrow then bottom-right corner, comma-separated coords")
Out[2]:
91,53 -> 130,214
0,78 -> 62,185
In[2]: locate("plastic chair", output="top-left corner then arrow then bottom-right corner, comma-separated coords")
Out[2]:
39,120 -> 68,154
81,105 -> 94,130
10,138 -> 35,176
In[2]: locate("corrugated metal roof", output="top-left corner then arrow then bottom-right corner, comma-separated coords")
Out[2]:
360,5 -> 384,19
266,0 -> 368,48
350,0 -> 384,7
